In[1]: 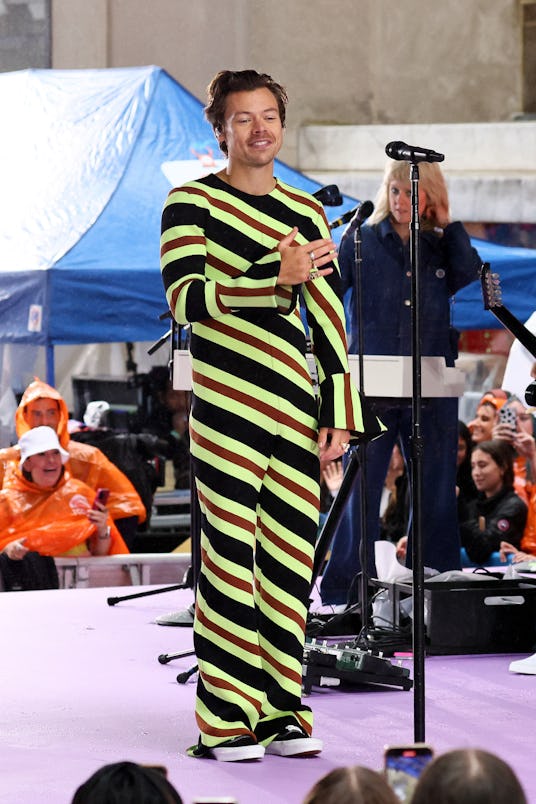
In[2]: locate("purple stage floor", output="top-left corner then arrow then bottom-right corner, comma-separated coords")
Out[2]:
1,584 -> 535,804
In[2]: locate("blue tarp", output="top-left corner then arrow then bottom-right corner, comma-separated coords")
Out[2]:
0,66 -> 355,353
0,66 -> 535,354
452,238 -> 536,331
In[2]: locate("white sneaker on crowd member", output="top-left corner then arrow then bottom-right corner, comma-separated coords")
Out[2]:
509,653 -> 536,674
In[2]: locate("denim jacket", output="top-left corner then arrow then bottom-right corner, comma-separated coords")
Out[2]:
340,217 -> 481,365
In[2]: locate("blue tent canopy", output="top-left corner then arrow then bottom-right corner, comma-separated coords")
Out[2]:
0,66 -> 358,364
1,66 -> 535,378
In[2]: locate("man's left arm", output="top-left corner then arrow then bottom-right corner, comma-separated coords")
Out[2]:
303,207 -> 386,443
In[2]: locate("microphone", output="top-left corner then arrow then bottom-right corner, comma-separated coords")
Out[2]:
329,200 -> 374,230
352,199 -> 374,226
313,184 -> 343,206
385,140 -> 444,163
329,207 -> 357,230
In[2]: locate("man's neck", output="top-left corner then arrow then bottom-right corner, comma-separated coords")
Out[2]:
218,163 -> 276,196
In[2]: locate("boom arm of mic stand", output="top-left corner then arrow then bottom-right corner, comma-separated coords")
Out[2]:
147,328 -> 172,356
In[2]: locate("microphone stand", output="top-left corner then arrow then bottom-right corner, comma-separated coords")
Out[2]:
354,218 -> 370,638
106,315 -> 199,621
409,161 -> 426,742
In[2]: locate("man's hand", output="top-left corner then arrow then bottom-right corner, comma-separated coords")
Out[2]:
277,227 -> 336,285
318,427 -> 350,465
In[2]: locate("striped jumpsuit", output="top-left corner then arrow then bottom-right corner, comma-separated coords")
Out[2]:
160,172 -> 383,751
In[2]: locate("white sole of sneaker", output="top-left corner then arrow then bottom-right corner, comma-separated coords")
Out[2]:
265,737 -> 323,757
509,661 -> 536,674
211,745 -> 265,762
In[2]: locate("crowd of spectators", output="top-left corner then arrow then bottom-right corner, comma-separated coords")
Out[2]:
71,747 -> 527,803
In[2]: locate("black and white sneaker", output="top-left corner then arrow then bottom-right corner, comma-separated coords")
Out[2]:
189,735 -> 265,762
265,725 -> 323,757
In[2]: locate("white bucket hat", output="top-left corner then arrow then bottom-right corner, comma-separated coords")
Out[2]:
19,426 -> 70,467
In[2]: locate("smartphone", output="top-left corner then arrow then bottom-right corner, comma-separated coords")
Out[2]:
192,799 -> 238,803
384,743 -> 434,802
92,487 -> 110,508
499,405 -> 517,432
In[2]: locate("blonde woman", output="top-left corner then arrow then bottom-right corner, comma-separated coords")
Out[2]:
321,158 -> 481,605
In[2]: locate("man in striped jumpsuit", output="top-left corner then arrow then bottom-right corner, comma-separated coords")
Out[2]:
161,69 -> 384,762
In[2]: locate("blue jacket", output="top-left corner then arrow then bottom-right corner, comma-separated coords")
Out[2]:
340,218 -> 481,364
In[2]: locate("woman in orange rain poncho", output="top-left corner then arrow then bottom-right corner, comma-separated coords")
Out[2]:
0,427 -> 128,559
0,378 -> 145,546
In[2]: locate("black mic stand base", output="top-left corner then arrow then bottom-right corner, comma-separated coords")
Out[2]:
158,648 -> 198,685
106,566 -> 192,606
304,447 -> 413,693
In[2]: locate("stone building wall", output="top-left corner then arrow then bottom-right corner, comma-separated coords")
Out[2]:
49,0 -> 527,167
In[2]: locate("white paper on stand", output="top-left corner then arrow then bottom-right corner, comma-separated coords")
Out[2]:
374,541 -> 413,584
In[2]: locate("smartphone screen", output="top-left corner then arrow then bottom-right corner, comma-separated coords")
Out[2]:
92,488 -> 110,509
384,744 -> 434,802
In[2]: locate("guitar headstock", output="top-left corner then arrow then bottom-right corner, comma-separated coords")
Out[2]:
480,262 -> 503,310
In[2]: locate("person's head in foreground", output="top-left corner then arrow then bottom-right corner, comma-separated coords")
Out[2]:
411,748 -> 527,804
71,760 -> 183,804
302,764 -> 399,804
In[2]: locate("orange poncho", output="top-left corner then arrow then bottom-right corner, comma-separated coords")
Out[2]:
0,378 -> 145,525
0,467 -> 128,556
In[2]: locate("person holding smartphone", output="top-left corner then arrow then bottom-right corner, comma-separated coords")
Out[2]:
0,426 -> 128,560
492,396 -> 536,506
0,377 -> 146,548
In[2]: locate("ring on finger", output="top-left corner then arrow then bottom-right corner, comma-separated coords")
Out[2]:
340,441 -> 350,452
309,268 -> 320,281
309,250 -> 315,262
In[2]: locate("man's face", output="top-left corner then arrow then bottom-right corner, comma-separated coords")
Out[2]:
218,87 -> 283,169
25,398 -> 60,431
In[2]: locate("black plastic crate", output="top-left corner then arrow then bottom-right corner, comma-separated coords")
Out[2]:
372,576 -> 536,655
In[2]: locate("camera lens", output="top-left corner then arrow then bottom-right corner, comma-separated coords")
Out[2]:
525,381 -> 536,407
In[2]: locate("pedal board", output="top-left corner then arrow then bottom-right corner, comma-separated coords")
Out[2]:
303,639 -> 413,693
